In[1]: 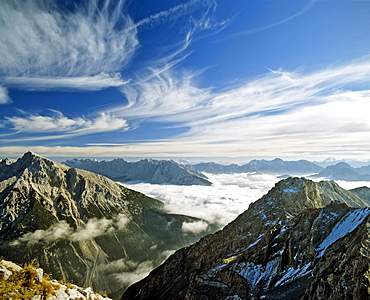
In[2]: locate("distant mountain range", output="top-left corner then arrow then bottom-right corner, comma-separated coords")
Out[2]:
62,157 -> 370,184
0,152 -> 218,298
310,162 -> 370,181
122,177 -> 370,299
188,158 -> 370,182
63,158 -> 211,186
189,158 -> 323,175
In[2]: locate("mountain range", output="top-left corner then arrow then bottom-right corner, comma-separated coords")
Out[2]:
311,162 -> 370,181
0,152 -> 217,298
62,157 -> 370,185
63,158 -> 211,186
122,177 -> 370,299
189,158 -> 323,175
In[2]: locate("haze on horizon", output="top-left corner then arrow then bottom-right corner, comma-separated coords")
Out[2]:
1,0 -> 370,162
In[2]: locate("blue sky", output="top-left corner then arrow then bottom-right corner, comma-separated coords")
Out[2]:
1,0 -> 370,163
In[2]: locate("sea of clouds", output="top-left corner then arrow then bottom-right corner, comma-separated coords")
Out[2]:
123,173 -> 370,228
123,173 -> 281,227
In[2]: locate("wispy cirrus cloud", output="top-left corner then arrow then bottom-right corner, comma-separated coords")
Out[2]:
2,74 -> 128,91
0,86 -> 11,104
135,0 -> 217,30
0,0 -> 138,90
229,0 -> 316,38
102,56 -> 370,160
0,0 -> 221,92
113,57 -> 370,124
5,111 -> 128,135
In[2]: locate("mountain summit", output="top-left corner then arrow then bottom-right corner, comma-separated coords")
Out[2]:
122,177 -> 370,300
0,152 -> 215,298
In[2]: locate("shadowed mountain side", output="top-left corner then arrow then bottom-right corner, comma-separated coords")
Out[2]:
122,177 -> 370,300
0,152 -> 218,298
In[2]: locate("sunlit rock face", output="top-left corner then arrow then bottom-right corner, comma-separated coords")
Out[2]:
122,177 -> 370,300
63,157 -> 212,186
0,152 -> 216,298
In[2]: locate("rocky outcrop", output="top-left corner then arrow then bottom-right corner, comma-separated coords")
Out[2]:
0,152 -> 216,298
63,158 -> 211,186
0,259 -> 111,299
190,158 -> 322,175
122,177 -> 370,300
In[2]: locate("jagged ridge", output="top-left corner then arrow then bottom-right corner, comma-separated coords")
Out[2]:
122,177 -> 370,300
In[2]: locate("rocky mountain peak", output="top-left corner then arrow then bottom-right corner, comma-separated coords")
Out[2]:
122,177 -> 370,300
0,152 -> 216,298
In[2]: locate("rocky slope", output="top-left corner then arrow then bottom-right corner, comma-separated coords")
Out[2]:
63,158 -> 211,186
0,152 -> 216,298
122,177 -> 370,300
190,158 -> 322,175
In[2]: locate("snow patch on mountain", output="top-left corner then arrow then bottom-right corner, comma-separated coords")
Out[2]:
316,208 -> 370,257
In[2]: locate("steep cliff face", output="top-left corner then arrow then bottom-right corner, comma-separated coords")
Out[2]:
122,177 -> 370,300
0,152 -> 215,298
63,158 -> 211,186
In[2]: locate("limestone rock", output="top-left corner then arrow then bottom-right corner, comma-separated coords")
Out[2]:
0,259 -> 111,300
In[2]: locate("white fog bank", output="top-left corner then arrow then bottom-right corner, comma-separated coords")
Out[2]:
122,173 -> 370,228
122,173 -> 280,226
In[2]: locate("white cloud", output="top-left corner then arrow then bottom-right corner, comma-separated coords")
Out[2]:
111,260 -> 154,286
5,111 -> 128,135
135,0 -> 217,30
0,0 -> 138,89
0,0 -> 221,92
10,221 -> 72,246
3,74 -> 128,91
115,70 -> 211,120
10,215 -> 132,247
123,173 -> 279,226
0,86 -> 11,104
110,250 -> 175,286
229,0 -> 315,38
182,220 -> 209,234
106,57 -> 370,160
70,218 -> 114,241
115,214 -> 130,231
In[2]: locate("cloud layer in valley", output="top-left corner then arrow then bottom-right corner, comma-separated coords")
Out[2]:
123,173 -> 280,226
10,214 -> 130,247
